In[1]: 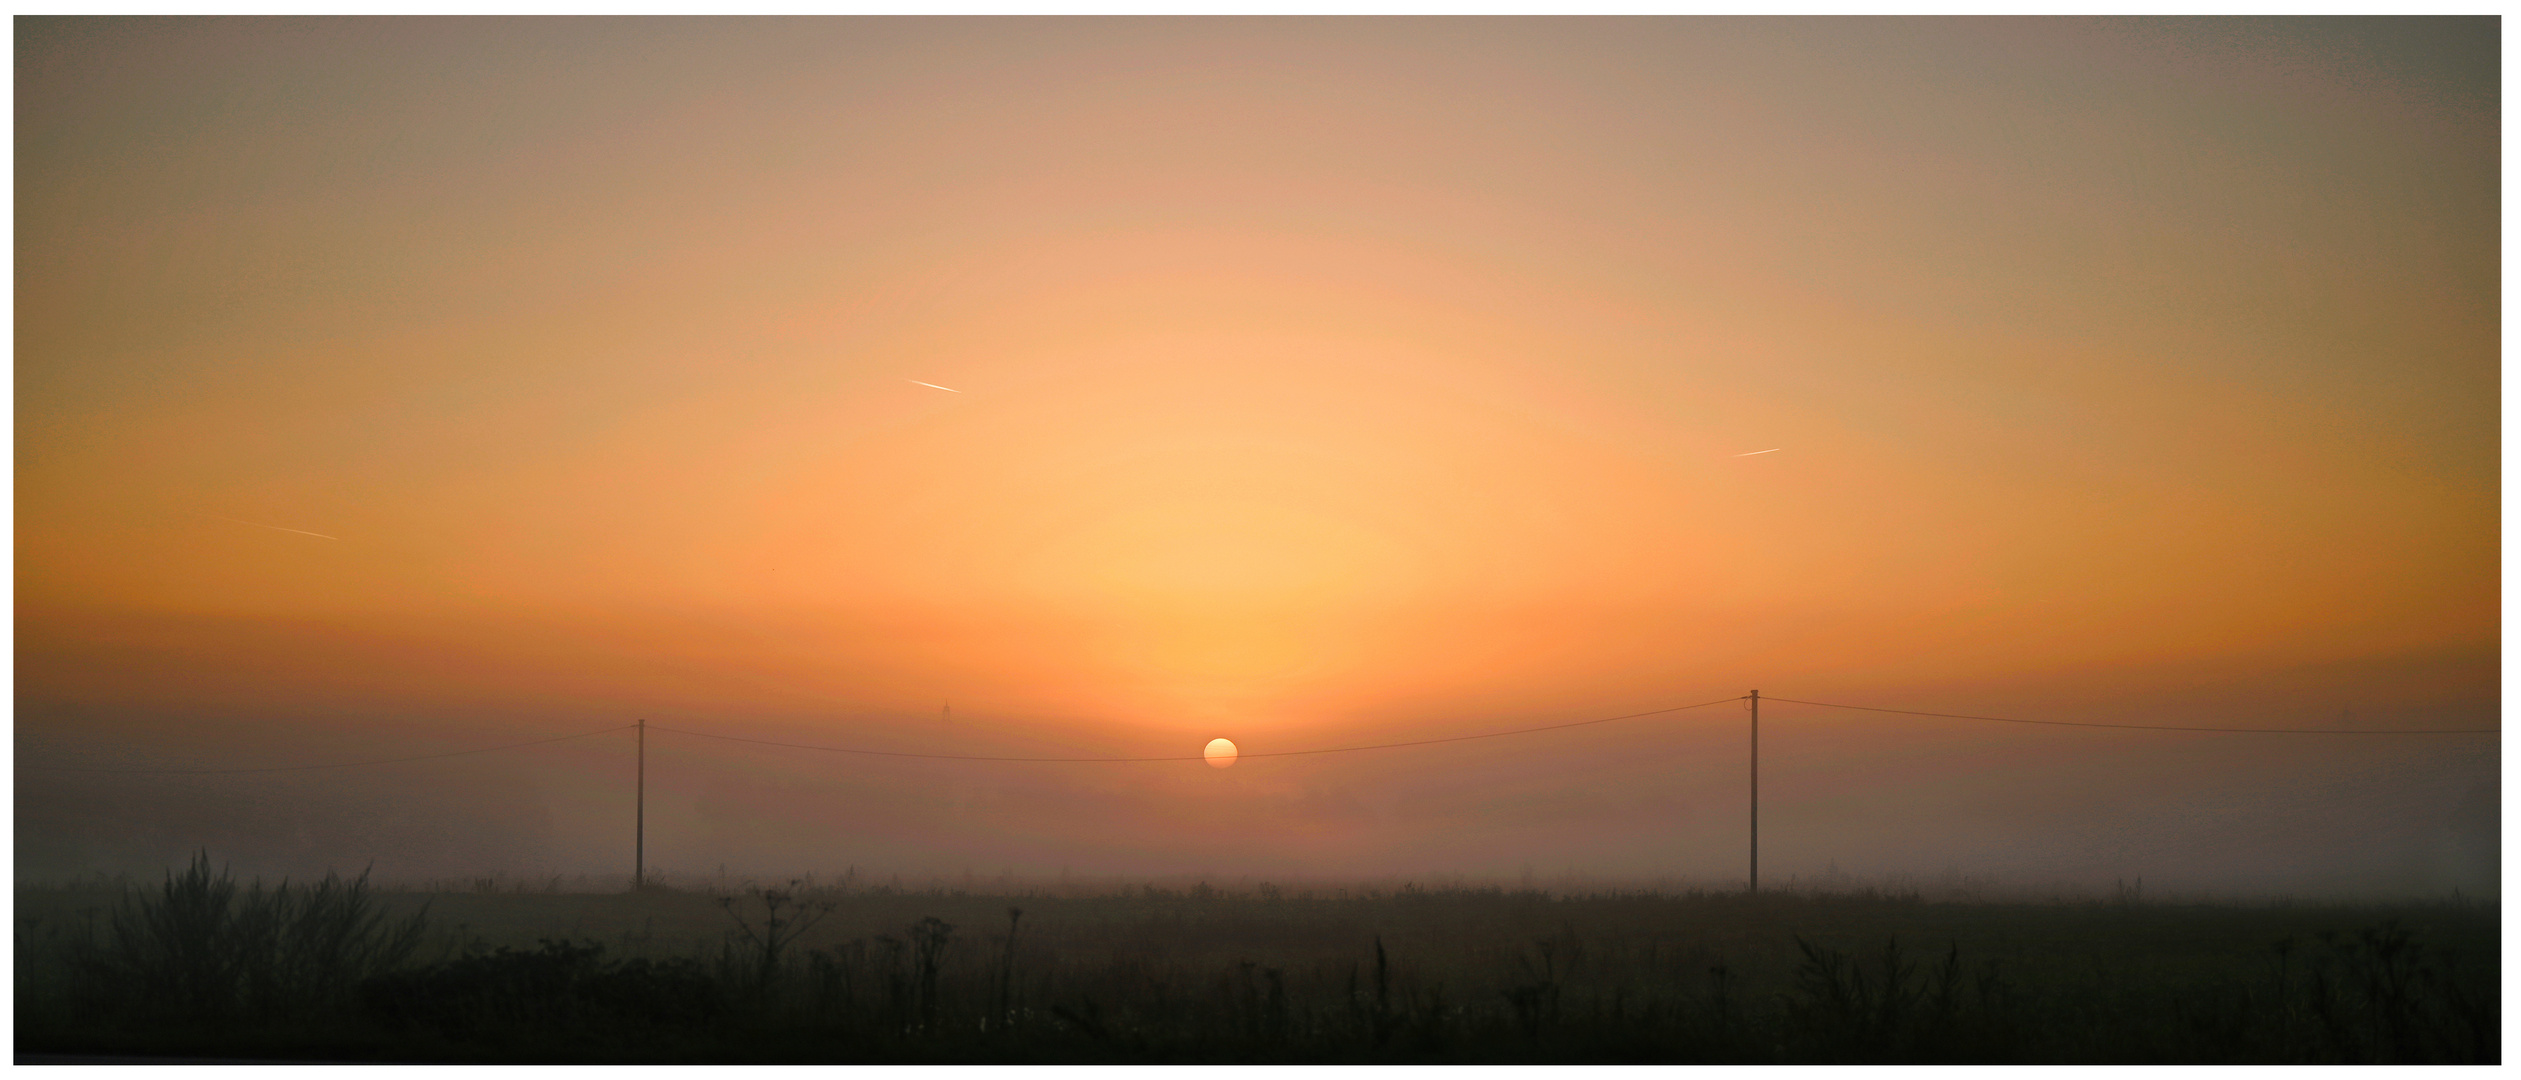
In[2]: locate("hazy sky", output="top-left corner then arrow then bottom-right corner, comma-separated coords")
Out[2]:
16,17 -> 2498,894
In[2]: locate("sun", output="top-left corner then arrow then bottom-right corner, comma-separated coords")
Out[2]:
1204,737 -> 1238,769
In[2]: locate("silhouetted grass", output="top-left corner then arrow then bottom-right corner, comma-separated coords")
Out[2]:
15,867 -> 2497,1063
59,852 -> 427,1022
359,940 -> 726,1058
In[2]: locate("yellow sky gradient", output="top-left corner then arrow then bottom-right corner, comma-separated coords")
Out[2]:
16,18 -> 2497,890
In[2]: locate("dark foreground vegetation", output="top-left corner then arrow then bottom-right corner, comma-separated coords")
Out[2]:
16,857 -> 2497,1063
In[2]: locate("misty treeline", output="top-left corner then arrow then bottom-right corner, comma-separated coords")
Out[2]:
15,857 -> 2497,1063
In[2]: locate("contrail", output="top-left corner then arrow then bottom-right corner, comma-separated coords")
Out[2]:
907,379 -> 962,393
210,515 -> 339,541
1732,448 -> 1781,457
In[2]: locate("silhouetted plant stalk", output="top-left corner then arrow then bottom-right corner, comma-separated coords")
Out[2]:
910,915 -> 955,1033
992,907 -> 1022,1033
716,881 -> 837,989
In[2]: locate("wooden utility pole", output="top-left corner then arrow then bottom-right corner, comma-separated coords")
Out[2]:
636,718 -> 646,890
625,721 -> 635,888
1749,690 -> 1759,894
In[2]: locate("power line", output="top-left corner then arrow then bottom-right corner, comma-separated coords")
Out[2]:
21,724 -> 639,775
21,689 -> 2494,778
649,696 -> 1748,763
651,723 -> 1201,762
1763,697 -> 2499,735
1250,695 -> 1747,757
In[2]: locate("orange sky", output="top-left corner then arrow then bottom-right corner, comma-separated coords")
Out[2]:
16,18 -> 2498,893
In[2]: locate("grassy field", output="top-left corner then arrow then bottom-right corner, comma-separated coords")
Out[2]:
15,861 -> 2498,1063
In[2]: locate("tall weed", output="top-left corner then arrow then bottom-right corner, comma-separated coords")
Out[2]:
68,851 -> 427,1023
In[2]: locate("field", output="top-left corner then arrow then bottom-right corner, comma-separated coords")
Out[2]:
14,861 -> 2498,1064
